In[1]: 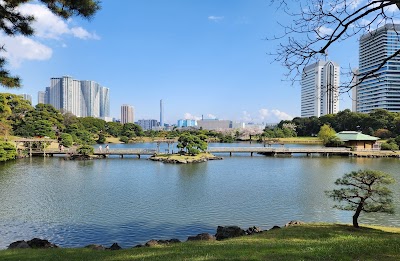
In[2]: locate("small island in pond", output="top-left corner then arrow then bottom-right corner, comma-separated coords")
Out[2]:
150,152 -> 223,164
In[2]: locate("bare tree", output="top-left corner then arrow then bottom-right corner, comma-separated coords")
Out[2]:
270,0 -> 400,92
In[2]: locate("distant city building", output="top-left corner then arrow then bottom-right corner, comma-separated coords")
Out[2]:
301,60 -> 340,117
20,94 -> 32,104
138,119 -> 159,130
160,99 -> 164,128
356,24 -> 400,113
42,76 -> 109,118
231,122 -> 245,129
177,119 -> 197,128
121,104 -> 134,124
197,119 -> 232,130
38,91 -> 45,104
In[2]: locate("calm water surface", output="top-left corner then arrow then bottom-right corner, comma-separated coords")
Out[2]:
0,143 -> 399,249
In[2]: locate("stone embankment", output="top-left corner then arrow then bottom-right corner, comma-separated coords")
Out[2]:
7,221 -> 304,250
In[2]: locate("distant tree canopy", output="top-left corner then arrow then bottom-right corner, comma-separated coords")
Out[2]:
0,0 -> 101,88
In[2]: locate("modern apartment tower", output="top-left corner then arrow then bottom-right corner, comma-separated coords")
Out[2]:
20,94 -> 32,104
121,104 -> 134,124
301,60 -> 340,117
356,24 -> 400,113
44,76 -> 109,118
160,99 -> 164,128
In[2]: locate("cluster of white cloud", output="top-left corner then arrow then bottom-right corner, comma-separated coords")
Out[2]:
183,109 -> 292,123
208,16 -> 224,22
257,109 -> 293,122
183,113 -> 218,120
1,2 -> 99,67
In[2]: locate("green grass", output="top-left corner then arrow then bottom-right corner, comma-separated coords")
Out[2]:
2,224 -> 400,260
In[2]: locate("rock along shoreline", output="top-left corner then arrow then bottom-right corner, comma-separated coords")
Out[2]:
7,221 -> 304,250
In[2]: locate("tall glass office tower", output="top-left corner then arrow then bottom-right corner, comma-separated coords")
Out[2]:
357,24 -> 400,113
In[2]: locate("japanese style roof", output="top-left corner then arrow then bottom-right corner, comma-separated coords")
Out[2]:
336,131 -> 379,141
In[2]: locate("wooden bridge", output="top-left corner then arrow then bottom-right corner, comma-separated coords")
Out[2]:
31,148 -> 157,158
207,147 -> 352,156
30,147 -> 352,158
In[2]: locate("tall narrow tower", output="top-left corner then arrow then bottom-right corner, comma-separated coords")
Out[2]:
160,99 -> 164,127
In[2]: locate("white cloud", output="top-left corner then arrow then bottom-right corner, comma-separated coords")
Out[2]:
207,114 -> 217,119
1,33 -> 52,67
316,26 -> 333,36
208,16 -> 224,22
184,113 -> 201,120
241,111 -> 252,122
0,3 -> 99,68
17,3 -> 99,40
258,108 -> 293,123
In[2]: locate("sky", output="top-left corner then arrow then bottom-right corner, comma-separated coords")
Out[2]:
0,0 -> 363,124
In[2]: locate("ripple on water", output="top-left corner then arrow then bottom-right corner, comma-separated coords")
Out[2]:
0,152 -> 400,249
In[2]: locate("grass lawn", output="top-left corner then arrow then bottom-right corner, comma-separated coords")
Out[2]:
1,223 -> 400,260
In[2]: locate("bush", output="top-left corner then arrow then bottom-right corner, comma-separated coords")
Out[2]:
381,142 -> 399,151
119,136 -> 129,143
374,129 -> 393,139
0,141 -> 17,162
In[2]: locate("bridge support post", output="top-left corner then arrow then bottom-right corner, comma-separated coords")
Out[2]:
230,152 -> 232,157
251,152 -> 253,157
138,154 -> 141,159
120,155 -> 123,159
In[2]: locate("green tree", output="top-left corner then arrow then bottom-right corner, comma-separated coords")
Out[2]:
318,124 -> 336,145
105,122 -> 122,137
59,133 -> 73,147
177,133 -> 207,155
77,145 -> 94,156
0,0 -> 100,88
326,170 -> 395,228
0,141 -> 16,161
97,133 -> 106,144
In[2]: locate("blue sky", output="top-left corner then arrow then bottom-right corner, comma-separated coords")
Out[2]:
1,0 -> 359,123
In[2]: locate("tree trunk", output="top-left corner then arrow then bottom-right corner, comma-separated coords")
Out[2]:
353,202 -> 364,228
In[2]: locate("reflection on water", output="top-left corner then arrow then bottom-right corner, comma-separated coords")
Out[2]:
0,143 -> 399,249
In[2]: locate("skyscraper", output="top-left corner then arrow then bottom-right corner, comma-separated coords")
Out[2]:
301,60 -> 340,117
44,76 -> 109,117
356,24 -> 400,113
121,104 -> 134,124
160,99 -> 164,128
20,94 -> 32,104
38,91 -> 45,104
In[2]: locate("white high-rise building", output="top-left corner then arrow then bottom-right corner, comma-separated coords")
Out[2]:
301,60 -> 340,117
356,24 -> 400,113
38,91 -> 45,104
81,80 -> 101,117
50,76 -> 82,116
45,76 -> 109,118
121,104 -> 134,124
20,94 -> 32,104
